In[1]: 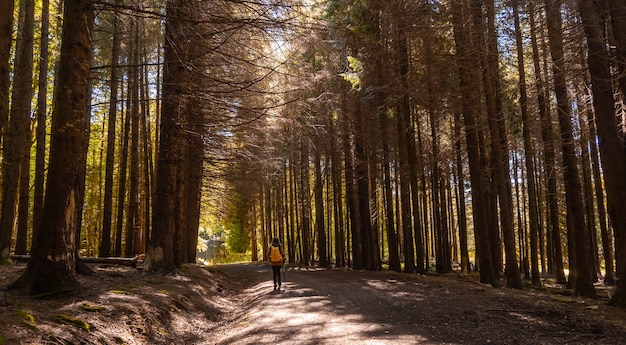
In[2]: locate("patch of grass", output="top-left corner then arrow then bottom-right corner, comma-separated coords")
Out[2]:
80,303 -> 106,312
110,290 -> 133,295
0,331 -> 5,345
122,283 -> 136,289
158,290 -> 170,295
55,314 -> 92,332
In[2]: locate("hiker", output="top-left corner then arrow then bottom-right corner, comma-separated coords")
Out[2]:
269,237 -> 285,289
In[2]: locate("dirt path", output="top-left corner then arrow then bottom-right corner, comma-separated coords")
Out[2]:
212,263 -> 626,345
3,262 -> 626,344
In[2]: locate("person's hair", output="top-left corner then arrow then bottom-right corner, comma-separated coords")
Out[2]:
271,237 -> 280,246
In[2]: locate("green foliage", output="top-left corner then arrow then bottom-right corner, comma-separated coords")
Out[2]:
224,192 -> 250,254
55,314 -> 92,332
215,251 -> 252,264
226,218 -> 248,253
340,55 -> 363,89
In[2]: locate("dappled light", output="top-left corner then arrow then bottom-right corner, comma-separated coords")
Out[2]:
210,264 -> 626,344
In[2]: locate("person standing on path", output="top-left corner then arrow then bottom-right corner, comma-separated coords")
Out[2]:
269,238 -> 285,290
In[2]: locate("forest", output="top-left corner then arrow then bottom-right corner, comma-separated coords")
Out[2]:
1,0 -> 626,313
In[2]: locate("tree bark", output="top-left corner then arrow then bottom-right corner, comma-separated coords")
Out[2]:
529,0 -> 567,284
99,0 -> 122,258
514,0 -> 541,286
13,0 -> 35,256
32,0 -> 49,245
0,0 -> 13,142
578,0 -> 626,304
144,0 -> 191,273
9,0 -> 93,295
545,0 -> 596,298
2,0 -> 34,259
452,0 -> 498,287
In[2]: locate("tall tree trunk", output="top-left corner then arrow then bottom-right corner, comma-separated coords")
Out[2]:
545,0 -> 596,298
300,138 -> 312,266
328,113 -> 346,267
454,111 -> 470,275
452,0 -> 498,287
381,108 -> 401,272
587,102 -> 615,285
126,18 -> 141,258
99,0 -> 123,257
578,0 -> 626,304
1,0 -> 35,260
0,0 -> 13,142
33,0 -> 50,244
476,0 -> 522,289
115,101 -> 130,257
13,0 -> 35,256
314,142 -> 329,268
514,1 -> 541,286
529,1 -> 567,284
184,116 -> 203,264
354,97 -> 375,271
144,0 -> 191,273
396,19 -> 416,273
9,0 -> 93,294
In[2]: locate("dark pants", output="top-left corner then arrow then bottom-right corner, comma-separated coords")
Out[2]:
272,265 -> 282,287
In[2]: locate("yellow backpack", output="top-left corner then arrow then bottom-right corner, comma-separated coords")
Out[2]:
270,245 -> 282,263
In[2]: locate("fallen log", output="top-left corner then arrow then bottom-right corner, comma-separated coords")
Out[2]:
9,255 -> 142,267
81,256 -> 141,267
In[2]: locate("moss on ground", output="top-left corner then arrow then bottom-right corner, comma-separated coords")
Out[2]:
55,314 -> 92,332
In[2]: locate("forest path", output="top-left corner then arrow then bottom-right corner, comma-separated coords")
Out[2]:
210,263 -> 626,345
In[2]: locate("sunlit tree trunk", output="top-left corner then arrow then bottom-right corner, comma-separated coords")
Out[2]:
477,0 -> 522,289
144,0 -> 191,273
452,0 -> 498,287
3,0 -> 34,258
13,0 -> 35,256
328,114 -> 346,267
32,0 -> 50,244
454,111 -> 470,275
10,0 -> 93,294
300,138 -> 312,266
587,105 -> 614,285
545,0 -> 596,298
529,1 -> 567,284
99,0 -> 122,258
314,141 -> 329,267
126,17 -> 141,258
514,0 -> 541,286
0,0 -> 13,143
395,17 -> 416,274
115,100 -> 129,257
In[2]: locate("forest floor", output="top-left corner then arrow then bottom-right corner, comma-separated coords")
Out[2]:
2,262 -> 626,345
